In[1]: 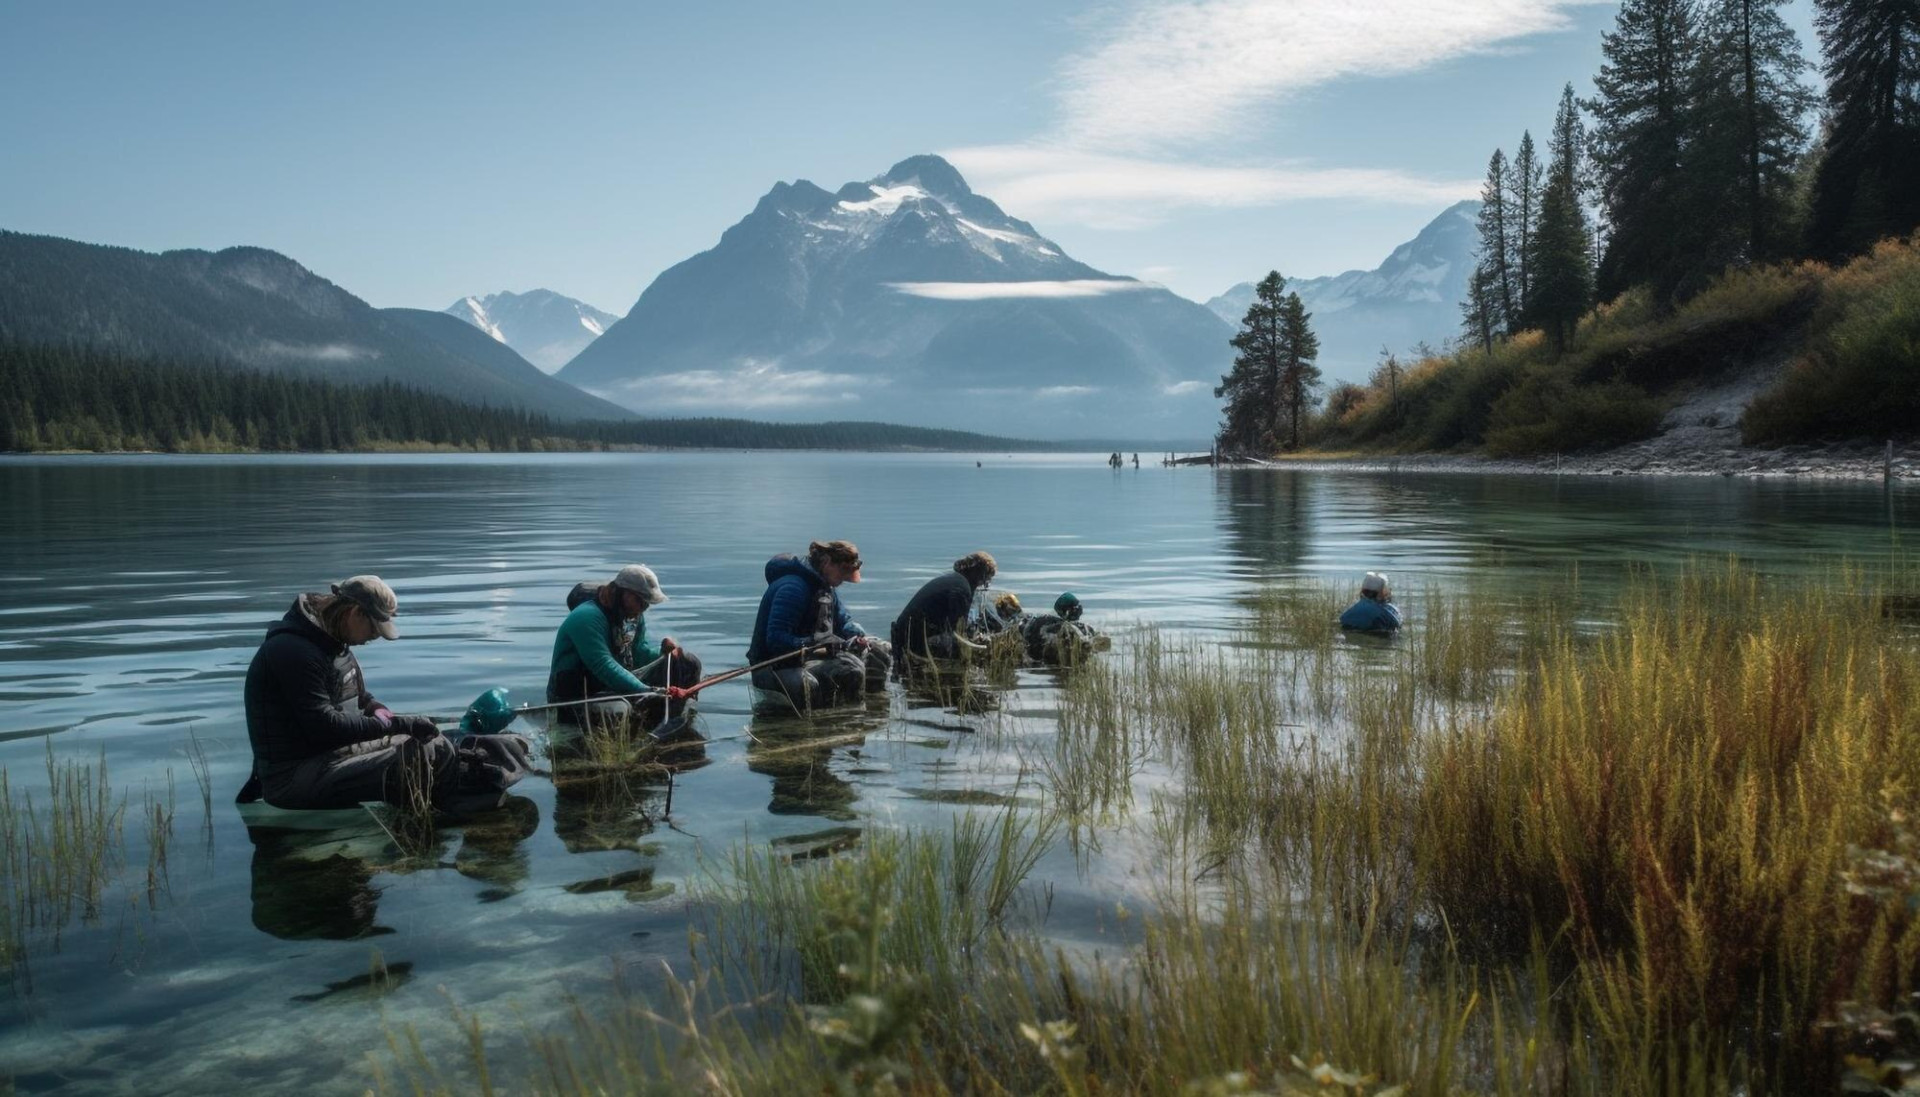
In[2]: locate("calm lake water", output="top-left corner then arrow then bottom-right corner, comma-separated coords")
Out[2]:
0,452 -> 1912,1094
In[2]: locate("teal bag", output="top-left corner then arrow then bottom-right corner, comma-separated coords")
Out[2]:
460,688 -> 518,735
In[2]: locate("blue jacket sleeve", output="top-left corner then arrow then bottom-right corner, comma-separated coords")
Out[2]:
562,604 -> 646,693
763,576 -> 816,655
835,594 -> 865,638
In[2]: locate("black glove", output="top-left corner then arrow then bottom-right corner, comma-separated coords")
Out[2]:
395,715 -> 440,741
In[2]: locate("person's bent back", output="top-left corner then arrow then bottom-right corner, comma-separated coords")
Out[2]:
891,551 -> 997,659
1339,571 -> 1403,633
242,575 -> 454,809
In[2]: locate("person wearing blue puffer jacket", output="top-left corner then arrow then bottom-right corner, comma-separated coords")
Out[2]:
1339,572 -> 1403,633
748,539 -> 891,709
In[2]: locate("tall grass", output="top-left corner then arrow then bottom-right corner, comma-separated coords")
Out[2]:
0,746 -> 127,966
367,560 -> 1919,1094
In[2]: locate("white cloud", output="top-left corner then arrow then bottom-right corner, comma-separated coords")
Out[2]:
1162,380 -> 1210,396
887,279 -> 1159,300
943,145 -> 1477,227
936,1 -> 1589,231
607,360 -> 875,411
1037,385 -> 1098,397
1056,0 -> 1595,153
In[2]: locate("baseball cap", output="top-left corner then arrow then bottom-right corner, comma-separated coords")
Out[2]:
333,575 -> 399,640
611,564 -> 669,605
1361,572 -> 1389,594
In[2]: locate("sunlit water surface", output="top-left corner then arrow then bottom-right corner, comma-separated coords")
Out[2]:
0,453 -> 1911,1093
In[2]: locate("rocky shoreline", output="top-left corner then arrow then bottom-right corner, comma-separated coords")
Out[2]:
1267,441 -> 1913,481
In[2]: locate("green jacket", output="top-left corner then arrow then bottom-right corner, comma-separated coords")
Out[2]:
548,598 -> 660,701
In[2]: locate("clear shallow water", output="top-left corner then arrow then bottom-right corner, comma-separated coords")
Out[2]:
0,453 -> 1912,1093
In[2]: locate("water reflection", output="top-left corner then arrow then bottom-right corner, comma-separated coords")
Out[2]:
245,815 -> 395,941
746,707 -> 888,822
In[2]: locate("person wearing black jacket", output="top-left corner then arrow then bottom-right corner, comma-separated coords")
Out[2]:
240,575 -> 457,810
891,551 -> 997,660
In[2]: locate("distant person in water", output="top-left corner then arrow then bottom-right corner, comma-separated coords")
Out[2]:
749,540 -> 891,709
547,564 -> 702,728
1339,572 -> 1403,633
241,575 -> 458,810
892,551 -> 997,659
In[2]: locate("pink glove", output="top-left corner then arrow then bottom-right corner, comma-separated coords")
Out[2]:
372,707 -> 395,727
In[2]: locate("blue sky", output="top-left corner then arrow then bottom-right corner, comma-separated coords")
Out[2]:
0,1 -> 1819,311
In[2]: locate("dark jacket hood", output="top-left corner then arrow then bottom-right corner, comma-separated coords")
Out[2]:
265,594 -> 340,651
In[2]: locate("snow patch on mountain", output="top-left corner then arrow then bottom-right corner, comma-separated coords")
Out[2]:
444,290 -> 620,373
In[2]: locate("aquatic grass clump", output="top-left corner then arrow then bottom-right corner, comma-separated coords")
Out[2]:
1414,561 -> 1920,1086
0,746 -> 128,966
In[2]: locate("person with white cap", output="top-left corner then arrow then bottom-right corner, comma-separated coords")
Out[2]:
546,563 -> 703,727
240,574 -> 459,809
1339,572 -> 1403,633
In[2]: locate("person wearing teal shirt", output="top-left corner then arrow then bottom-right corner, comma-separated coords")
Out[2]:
547,564 -> 703,727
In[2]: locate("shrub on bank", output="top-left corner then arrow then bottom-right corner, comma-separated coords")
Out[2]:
1483,371 -> 1666,456
1744,234 -> 1920,444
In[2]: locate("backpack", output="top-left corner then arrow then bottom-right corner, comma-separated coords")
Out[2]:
453,733 -> 536,796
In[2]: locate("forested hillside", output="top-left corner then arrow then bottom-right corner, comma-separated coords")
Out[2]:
0,344 -> 1045,454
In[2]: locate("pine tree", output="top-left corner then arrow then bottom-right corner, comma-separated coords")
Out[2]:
1215,271 -> 1288,452
1475,150 -> 1518,330
1808,0 -> 1920,256
1588,0 -> 1699,302
1510,131 -> 1545,312
1528,85 -> 1596,351
1277,292 -> 1322,451
1460,266 -> 1499,355
1691,0 -> 1815,266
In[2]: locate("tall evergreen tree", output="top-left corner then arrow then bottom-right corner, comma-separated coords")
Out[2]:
1510,131 -> 1545,312
1460,265 -> 1500,355
1475,150 -> 1519,330
1528,85 -> 1596,351
1808,0 -> 1920,256
1277,292 -> 1323,451
1588,0 -> 1699,303
1692,0 -> 1815,265
1215,271 -> 1287,452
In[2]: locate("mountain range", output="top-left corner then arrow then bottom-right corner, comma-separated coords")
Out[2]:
1205,200 -> 1480,384
561,154 -> 1234,440
446,289 -> 619,373
0,231 -> 632,421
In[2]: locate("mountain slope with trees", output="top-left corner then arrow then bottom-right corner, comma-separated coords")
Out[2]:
0,231 -> 634,421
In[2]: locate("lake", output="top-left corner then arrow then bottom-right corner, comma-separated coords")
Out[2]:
0,452 -> 1911,1094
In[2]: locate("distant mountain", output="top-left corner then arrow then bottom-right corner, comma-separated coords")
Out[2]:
0,231 -> 632,421
562,154 -> 1231,440
1206,201 -> 1480,384
445,289 -> 619,373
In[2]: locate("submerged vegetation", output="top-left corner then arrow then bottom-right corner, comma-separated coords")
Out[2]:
355,559 -> 1920,1095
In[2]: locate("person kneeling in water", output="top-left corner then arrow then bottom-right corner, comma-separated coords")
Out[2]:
1338,571 -> 1402,633
1021,591 -> 1107,664
241,575 -> 456,809
749,540 -> 890,709
548,564 -> 703,729
891,551 -> 997,659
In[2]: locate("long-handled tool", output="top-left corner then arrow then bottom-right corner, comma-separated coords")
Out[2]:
452,644 -> 831,733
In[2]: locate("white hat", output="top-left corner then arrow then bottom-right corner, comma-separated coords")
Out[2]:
611,564 -> 668,605
1361,572 -> 1389,594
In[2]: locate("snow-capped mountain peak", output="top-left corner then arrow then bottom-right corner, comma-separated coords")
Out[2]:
443,289 -> 620,374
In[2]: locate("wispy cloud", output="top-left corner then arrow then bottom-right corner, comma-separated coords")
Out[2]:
942,0 -> 1590,228
607,360 -> 876,410
944,145 -> 1477,227
888,278 -> 1158,300
1056,0 -> 1594,153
